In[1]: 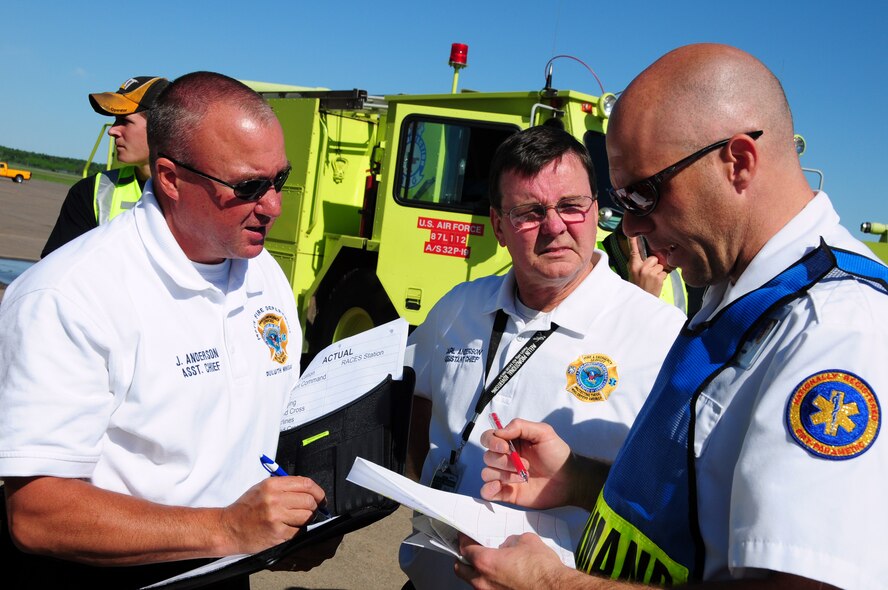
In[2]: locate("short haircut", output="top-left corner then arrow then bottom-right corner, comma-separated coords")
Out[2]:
147,71 -> 277,169
487,125 -> 597,210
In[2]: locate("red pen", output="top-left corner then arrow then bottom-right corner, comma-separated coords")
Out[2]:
489,412 -> 529,482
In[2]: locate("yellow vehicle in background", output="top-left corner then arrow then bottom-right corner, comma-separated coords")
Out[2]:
0,162 -> 31,183
253,45 -> 620,359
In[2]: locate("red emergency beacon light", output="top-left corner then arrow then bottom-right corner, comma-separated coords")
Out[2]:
449,43 -> 469,68
449,43 -> 468,93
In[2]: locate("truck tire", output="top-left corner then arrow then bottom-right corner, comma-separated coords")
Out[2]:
13,175 -> 23,183
308,269 -> 399,357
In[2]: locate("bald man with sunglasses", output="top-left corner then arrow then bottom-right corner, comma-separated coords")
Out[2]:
0,72 -> 332,588
457,44 -> 888,590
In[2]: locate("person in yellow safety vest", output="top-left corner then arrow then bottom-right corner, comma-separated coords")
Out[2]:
600,219 -> 704,317
41,76 -> 169,258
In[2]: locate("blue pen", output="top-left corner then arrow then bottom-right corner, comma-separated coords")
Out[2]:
260,454 -> 289,476
260,454 -> 332,521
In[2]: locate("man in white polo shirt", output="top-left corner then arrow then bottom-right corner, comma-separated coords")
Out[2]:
457,44 -> 887,590
399,125 -> 686,590
0,72 -> 328,588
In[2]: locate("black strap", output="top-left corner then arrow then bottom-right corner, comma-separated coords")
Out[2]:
484,309 -> 509,380
449,309 -> 558,464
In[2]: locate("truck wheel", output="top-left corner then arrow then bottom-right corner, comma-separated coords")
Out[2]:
309,269 -> 399,356
14,175 -> 23,183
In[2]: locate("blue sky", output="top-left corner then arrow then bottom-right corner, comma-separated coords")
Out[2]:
2,1 -> 885,241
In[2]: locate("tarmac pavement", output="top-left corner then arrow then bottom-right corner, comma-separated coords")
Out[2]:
0,178 -> 414,589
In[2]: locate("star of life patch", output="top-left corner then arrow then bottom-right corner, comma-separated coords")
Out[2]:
785,370 -> 880,459
566,354 -> 619,402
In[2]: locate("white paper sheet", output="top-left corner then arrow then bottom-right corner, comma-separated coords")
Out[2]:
346,457 -> 576,568
404,514 -> 469,564
280,318 -> 408,430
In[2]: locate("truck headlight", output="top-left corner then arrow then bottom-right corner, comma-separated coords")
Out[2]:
794,134 -> 806,156
598,93 -> 617,118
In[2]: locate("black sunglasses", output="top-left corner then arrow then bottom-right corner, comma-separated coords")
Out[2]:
608,130 -> 763,217
159,153 -> 291,202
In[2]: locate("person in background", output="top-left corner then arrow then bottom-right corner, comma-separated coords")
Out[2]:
41,76 -> 168,257
400,125 -> 686,590
600,219 -> 705,317
1,72 -> 332,588
457,43 -> 887,590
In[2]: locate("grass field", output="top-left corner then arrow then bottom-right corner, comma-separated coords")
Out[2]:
28,168 -> 81,186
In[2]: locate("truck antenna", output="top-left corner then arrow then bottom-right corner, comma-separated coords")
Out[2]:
543,55 -> 605,95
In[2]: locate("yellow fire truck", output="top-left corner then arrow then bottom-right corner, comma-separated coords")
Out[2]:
251,45 -> 620,358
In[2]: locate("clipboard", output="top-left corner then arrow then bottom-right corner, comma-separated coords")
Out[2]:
141,368 -> 415,589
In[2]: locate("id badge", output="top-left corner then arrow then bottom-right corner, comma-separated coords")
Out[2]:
430,458 -> 463,492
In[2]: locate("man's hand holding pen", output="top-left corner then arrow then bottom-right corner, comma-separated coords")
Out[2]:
261,454 -> 332,523
219,472 -> 328,555
459,419 -> 612,589
478,418 -> 579,510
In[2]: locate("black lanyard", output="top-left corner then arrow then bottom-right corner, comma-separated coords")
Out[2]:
449,308 -> 558,464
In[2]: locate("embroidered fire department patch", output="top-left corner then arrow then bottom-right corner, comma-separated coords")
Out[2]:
566,354 -> 618,402
786,370 -> 880,459
256,312 -> 289,365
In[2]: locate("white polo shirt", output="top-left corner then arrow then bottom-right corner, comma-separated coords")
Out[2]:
691,192 -> 887,588
401,251 -> 686,589
0,182 -> 301,507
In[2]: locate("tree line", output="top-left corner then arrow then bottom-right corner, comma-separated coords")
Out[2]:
0,145 -> 105,177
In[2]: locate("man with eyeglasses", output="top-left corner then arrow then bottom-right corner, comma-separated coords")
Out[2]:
456,44 -> 887,590
399,125 -> 686,590
0,72 -> 332,588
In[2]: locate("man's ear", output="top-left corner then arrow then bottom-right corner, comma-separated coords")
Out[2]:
490,206 -> 507,246
726,133 -> 758,192
154,157 -> 181,202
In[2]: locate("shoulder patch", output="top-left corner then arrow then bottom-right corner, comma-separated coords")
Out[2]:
566,354 -> 618,402
785,370 -> 880,459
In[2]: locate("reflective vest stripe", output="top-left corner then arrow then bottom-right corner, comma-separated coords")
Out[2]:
668,271 -> 686,312
93,167 -> 143,225
576,490 -> 685,584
